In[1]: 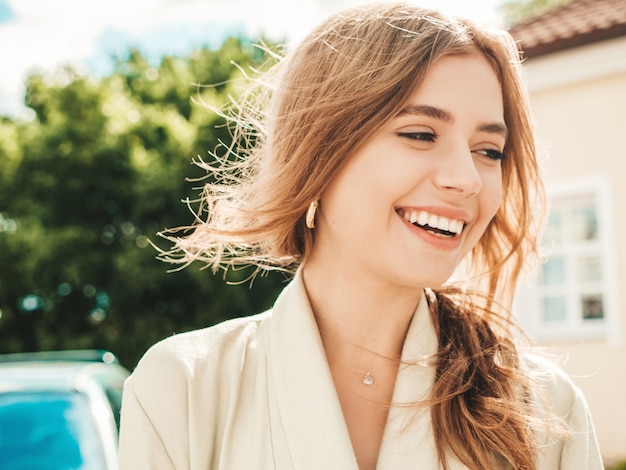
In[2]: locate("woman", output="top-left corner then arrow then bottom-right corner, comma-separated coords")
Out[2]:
118,3 -> 603,469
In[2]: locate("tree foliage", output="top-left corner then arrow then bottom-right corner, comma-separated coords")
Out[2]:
0,36 -> 288,369
498,0 -> 573,25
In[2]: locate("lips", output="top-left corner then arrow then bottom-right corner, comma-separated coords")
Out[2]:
397,208 -> 465,237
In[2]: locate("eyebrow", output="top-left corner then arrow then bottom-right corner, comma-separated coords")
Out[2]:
478,122 -> 508,138
397,104 -> 508,138
398,104 -> 451,122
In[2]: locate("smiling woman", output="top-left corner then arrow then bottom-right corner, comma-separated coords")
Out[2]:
118,3 -> 603,469
307,53 -> 506,293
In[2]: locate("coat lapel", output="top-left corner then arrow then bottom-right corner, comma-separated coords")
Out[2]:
377,292 -> 468,469
375,291 -> 441,468
267,269 -> 359,469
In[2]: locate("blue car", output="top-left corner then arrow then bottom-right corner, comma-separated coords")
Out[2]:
0,350 -> 130,470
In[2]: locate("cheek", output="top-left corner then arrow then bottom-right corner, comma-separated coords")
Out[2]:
471,170 -> 503,245
482,167 -> 503,218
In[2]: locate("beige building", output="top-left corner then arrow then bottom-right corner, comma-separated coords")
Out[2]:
508,0 -> 626,464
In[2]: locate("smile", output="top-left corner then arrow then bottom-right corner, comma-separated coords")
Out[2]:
397,209 -> 465,238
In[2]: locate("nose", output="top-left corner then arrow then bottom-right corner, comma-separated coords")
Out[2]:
432,144 -> 482,195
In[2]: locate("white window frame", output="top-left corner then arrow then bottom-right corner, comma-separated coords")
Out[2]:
514,175 -> 621,347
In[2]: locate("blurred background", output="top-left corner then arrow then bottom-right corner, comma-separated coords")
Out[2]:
0,0 -> 624,466
0,0 -> 506,375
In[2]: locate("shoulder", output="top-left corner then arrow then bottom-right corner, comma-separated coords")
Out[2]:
519,350 -> 585,414
119,312 -> 274,467
520,349 -> 603,466
127,311 -> 271,396
146,311 -> 269,362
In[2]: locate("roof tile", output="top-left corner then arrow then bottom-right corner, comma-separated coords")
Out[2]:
508,0 -> 626,58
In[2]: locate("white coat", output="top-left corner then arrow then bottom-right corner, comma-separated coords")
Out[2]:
118,270 -> 603,469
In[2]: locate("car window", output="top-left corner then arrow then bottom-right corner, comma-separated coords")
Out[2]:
0,391 -> 105,470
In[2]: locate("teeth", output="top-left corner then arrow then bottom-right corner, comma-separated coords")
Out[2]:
399,209 -> 464,235
417,212 -> 429,226
449,219 -> 458,233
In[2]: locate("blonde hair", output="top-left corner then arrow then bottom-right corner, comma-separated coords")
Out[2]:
161,2 -> 549,468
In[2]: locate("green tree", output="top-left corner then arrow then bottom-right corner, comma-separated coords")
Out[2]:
0,36 -> 286,369
498,0 -> 573,25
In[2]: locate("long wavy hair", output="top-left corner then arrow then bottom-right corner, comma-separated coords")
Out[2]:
160,3 -> 550,468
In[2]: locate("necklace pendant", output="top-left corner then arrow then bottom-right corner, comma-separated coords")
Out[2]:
362,371 -> 374,386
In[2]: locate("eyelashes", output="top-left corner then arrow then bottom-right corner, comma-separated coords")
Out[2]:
398,132 -> 438,143
397,132 -> 506,161
475,148 -> 506,161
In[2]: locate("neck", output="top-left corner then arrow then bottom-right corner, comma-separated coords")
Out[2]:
301,262 -> 421,364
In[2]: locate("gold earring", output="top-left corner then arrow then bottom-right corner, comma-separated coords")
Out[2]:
306,200 -> 318,229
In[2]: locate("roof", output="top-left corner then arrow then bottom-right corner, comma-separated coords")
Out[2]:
0,349 -> 119,365
0,362 -> 94,392
0,350 -> 129,393
507,0 -> 626,59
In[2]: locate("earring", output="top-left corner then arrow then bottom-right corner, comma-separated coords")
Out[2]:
306,200 -> 318,229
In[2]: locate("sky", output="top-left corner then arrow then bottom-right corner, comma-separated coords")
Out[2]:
0,0 -> 504,118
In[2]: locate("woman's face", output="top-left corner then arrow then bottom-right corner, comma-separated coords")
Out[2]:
309,53 -> 505,290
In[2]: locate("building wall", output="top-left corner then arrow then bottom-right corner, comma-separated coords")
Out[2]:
520,36 -> 626,464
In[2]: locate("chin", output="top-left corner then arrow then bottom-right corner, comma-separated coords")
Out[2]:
401,272 -> 455,292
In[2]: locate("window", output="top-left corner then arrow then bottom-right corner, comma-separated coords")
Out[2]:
0,391 -> 105,470
515,176 -> 621,345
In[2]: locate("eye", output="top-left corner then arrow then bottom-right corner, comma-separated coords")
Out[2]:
397,132 -> 438,143
475,148 -> 506,161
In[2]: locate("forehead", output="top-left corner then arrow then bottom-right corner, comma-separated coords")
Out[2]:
403,53 -> 504,121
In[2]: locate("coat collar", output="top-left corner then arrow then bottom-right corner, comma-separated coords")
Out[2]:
267,268 -> 358,468
266,269 -> 462,468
